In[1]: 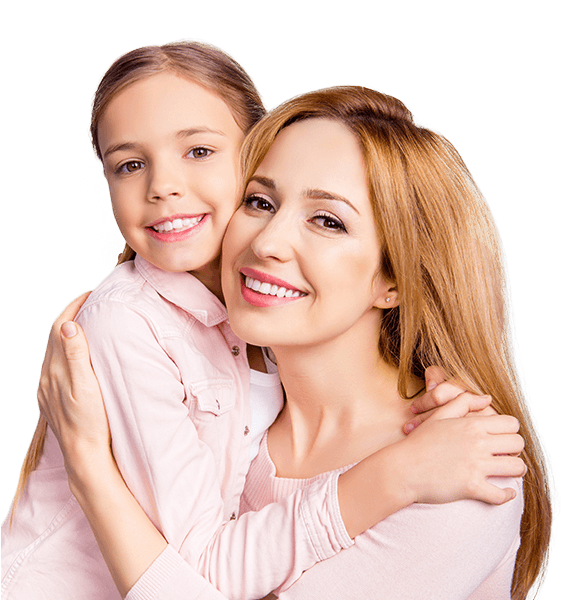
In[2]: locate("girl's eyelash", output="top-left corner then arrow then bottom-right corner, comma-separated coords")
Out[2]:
186,146 -> 214,159
115,160 -> 145,175
310,212 -> 347,232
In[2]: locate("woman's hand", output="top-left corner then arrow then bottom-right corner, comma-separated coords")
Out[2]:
37,293 -> 112,481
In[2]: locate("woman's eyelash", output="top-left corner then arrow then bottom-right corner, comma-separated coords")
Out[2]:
243,194 -> 275,212
310,212 -> 347,232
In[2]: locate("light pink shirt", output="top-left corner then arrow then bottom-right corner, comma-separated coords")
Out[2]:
2,256 -> 351,600
134,434 -> 523,600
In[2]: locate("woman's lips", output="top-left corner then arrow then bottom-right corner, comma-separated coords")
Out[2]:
239,268 -> 307,307
146,214 -> 207,243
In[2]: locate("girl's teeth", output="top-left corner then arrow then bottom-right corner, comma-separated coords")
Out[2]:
244,276 -> 303,298
152,217 -> 201,233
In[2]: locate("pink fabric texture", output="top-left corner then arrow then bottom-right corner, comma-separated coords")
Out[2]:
2,256 -> 350,600
129,432 -> 523,600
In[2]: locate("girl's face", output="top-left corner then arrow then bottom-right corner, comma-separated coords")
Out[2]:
97,71 -> 245,282
222,118 -> 394,349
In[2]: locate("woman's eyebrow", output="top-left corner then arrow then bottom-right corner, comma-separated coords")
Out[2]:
248,175 -> 277,190
305,188 -> 360,214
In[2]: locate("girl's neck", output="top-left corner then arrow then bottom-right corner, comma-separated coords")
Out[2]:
190,256 -> 224,303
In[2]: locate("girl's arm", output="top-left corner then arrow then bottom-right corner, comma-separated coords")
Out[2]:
39,303 -> 525,600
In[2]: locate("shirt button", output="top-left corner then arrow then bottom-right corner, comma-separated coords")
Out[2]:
243,426 -> 250,436
231,345 -> 240,356
230,512 -> 236,520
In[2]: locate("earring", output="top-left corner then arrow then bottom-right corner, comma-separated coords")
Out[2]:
385,297 -> 391,303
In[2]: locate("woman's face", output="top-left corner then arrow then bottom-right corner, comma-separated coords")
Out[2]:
97,71 -> 245,279
222,118 -> 393,349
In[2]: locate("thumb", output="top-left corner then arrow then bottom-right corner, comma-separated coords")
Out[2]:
425,365 -> 448,392
60,321 -> 98,399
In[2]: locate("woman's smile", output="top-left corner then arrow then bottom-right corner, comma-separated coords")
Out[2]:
222,118 -> 393,349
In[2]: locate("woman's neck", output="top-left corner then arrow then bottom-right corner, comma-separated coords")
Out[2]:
268,316 -> 420,478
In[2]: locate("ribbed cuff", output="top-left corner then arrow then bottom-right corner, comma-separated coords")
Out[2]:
126,545 -> 185,600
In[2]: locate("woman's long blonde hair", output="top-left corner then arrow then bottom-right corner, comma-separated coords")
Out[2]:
11,41 -> 265,523
240,86 -> 551,599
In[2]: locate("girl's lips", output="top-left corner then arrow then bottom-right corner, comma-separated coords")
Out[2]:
146,214 -> 207,243
239,268 -> 307,307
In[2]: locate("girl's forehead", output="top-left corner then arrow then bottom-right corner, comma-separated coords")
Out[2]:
98,72 -> 244,149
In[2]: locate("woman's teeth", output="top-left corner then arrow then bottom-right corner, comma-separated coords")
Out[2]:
245,276 -> 303,298
152,216 -> 202,233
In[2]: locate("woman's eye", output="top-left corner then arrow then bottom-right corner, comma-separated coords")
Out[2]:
243,194 -> 275,213
187,147 -> 212,159
117,160 -> 144,174
311,213 -> 346,232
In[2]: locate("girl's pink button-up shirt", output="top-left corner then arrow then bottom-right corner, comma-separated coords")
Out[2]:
2,256 -> 351,600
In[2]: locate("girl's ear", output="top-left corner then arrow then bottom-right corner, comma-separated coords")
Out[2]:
373,283 -> 399,309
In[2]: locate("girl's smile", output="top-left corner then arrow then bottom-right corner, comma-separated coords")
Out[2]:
97,72 -> 244,285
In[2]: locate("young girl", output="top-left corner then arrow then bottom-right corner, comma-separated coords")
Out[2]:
2,45 -> 529,600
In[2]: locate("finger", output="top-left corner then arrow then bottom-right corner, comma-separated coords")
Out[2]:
487,433 -> 525,456
410,381 -> 467,414
403,408 -> 438,434
424,365 -> 449,391
479,414 -> 520,435
485,456 -> 527,478
427,392 -> 492,421
472,481 -> 518,505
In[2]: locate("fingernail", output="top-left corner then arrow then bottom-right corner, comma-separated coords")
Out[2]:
404,422 -> 415,434
61,321 -> 77,338
427,380 -> 438,391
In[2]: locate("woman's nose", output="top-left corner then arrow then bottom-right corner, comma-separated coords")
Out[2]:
147,162 -> 185,202
250,212 -> 295,262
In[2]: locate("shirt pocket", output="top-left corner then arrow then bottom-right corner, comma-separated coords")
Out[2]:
189,378 -> 236,416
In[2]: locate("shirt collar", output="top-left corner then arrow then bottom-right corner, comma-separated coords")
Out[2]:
134,255 -> 228,327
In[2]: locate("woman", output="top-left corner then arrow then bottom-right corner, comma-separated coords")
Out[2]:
37,86 -> 550,598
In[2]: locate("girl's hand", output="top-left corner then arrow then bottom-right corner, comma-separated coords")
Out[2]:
37,294 -> 112,480
395,392 -> 526,507
403,366 -> 496,434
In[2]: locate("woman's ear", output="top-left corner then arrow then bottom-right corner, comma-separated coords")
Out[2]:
373,283 -> 399,309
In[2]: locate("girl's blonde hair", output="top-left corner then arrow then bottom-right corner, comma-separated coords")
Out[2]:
240,86 -> 551,599
11,41 -> 265,523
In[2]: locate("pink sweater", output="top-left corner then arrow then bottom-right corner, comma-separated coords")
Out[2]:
132,433 -> 523,599
1,257 -> 351,600
242,434 -> 524,599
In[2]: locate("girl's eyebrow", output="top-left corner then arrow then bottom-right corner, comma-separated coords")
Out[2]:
103,128 -> 226,159
176,127 -> 226,139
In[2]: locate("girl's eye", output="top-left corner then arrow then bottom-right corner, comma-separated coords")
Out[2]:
310,213 -> 347,232
187,147 -> 213,159
117,160 -> 144,174
243,194 -> 276,213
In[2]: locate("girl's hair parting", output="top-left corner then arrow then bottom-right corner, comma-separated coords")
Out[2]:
11,41 -> 265,525
240,85 -> 551,599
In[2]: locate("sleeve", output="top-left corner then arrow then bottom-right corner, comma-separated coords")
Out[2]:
77,300 -> 352,600
275,477 -> 524,600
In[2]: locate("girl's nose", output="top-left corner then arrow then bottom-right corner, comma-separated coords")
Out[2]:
147,163 -> 185,202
